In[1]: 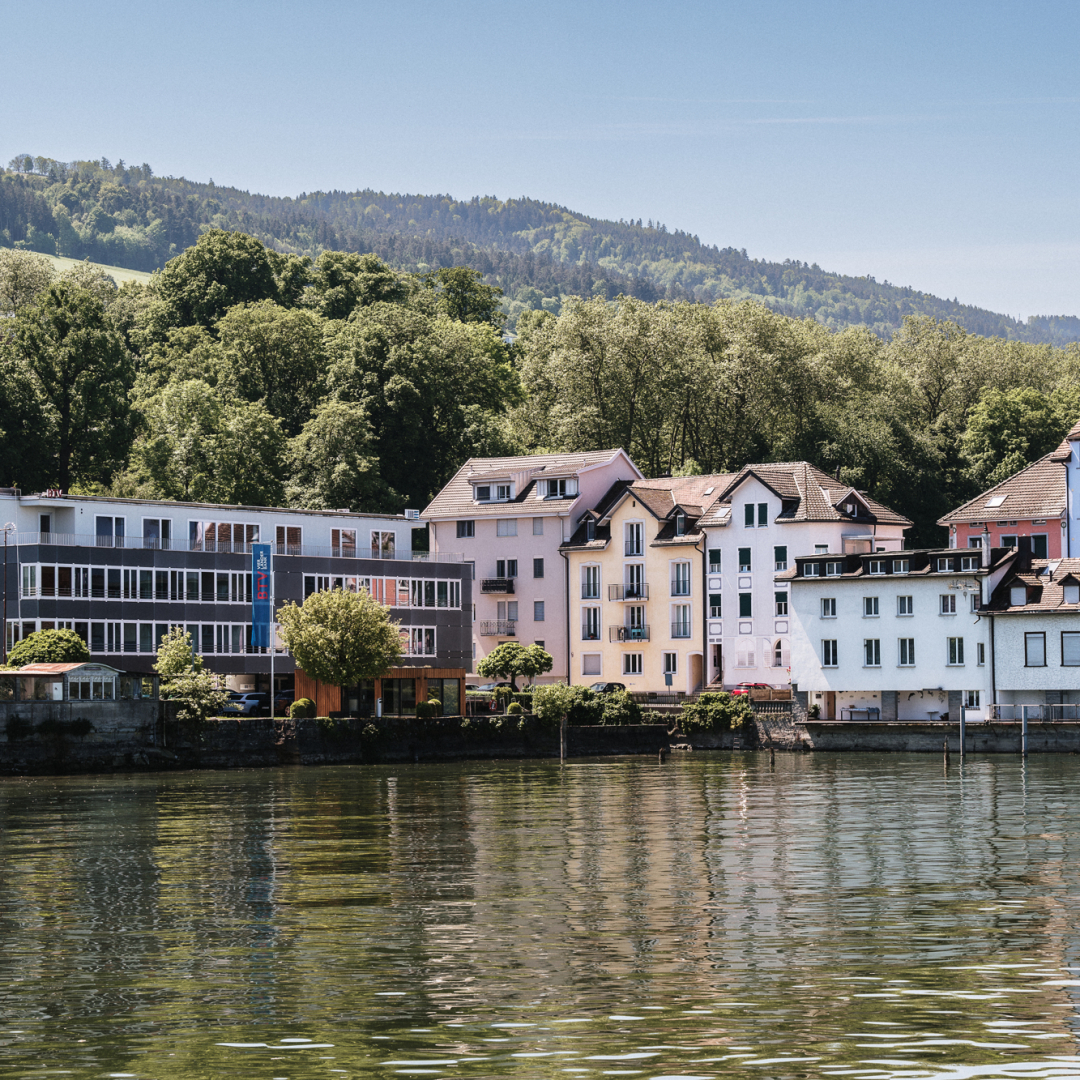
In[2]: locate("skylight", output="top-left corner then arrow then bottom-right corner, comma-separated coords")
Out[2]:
987,495 -> 1007,507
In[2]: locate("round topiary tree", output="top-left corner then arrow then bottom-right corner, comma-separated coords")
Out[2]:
7,629 -> 90,667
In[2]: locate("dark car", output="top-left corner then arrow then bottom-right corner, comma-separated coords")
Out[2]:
589,682 -> 626,694
273,689 -> 296,716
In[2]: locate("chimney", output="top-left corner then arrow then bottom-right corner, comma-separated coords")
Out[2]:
834,465 -> 841,481
981,525 -> 991,568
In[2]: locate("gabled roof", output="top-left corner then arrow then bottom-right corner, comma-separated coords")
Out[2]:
938,451 -> 1067,526
986,558 -> 1080,612
698,462 -> 911,528
421,450 -> 640,519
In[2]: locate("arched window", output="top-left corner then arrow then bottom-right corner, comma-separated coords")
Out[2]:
773,639 -> 784,668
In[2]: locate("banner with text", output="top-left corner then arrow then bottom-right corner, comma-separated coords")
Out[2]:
251,544 -> 272,648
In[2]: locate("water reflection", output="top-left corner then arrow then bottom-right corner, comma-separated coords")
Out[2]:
1,754 -> 1079,1078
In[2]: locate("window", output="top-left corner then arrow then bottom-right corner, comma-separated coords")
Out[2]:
533,558 -> 544,579
663,652 -> 678,675
1001,534 -> 1018,548
1063,632 -> 1080,666
533,601 -> 545,622
822,640 -> 838,667
371,530 -> 394,558
821,597 -> 836,618
1010,584 -> 1026,606
978,642 -> 986,666
496,518 -> 518,537
672,605 -> 691,638
964,690 -> 980,709
863,596 -> 879,617
582,565 -> 600,599
960,555 -> 979,571
774,545 -> 787,570
815,544 -> 828,554
675,511 -> 687,536
582,607 -> 600,640
1031,534 -> 1048,559
475,485 -> 491,502
804,562 -> 819,577
331,528 -> 357,557
533,517 -> 544,536
893,558 -> 910,574
739,593 -> 752,618
496,484 -> 511,501
898,595 -> 913,616
744,503 -> 755,527
709,593 -> 722,618
142,518 -> 172,549
625,522 -> 643,556
775,591 -> 788,616
708,548 -> 722,573
940,594 -> 956,614
457,520 -> 475,538
623,653 -> 643,675
407,628 -> 437,656
826,561 -> 844,576
738,547 -> 751,572
968,536 -> 983,549
1025,632 -> 1046,667
867,559 -> 886,575
1065,583 -> 1080,604
586,518 -> 596,541
95,516 -> 125,547
582,653 -> 601,676
671,562 -> 691,596
937,558 -> 953,572
948,637 -> 965,666
545,478 -> 577,498
899,638 -> 915,666
495,559 -> 518,578
773,639 -> 784,668
496,600 -> 519,622
758,502 -> 768,527
466,561 -> 475,581
864,638 -> 881,666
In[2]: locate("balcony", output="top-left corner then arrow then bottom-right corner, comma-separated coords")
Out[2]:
480,577 -> 515,594
479,620 -> 517,636
608,583 -> 649,601
609,625 -> 650,642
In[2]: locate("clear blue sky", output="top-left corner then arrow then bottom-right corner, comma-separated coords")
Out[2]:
5,0 -> 1080,318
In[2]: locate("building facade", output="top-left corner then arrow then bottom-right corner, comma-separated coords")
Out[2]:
2,491 -> 472,694
699,463 -> 910,689
787,545 -> 1016,721
422,450 -> 641,683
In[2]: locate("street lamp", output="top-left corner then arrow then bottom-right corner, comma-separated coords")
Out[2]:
1,522 -> 15,666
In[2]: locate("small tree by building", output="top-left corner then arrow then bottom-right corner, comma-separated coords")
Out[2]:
276,587 -> 402,688
153,626 -> 228,725
7,628 -> 90,667
476,642 -> 553,691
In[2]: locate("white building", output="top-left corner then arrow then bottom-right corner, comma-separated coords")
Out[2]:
698,463 -> 910,689
787,545 -> 1016,721
422,450 -> 642,682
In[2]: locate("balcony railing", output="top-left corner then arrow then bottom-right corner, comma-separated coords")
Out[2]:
624,541 -> 643,556
671,580 -> 691,596
480,577 -> 515,594
671,623 -> 692,639
9,531 -> 463,561
609,625 -> 650,642
479,620 -> 517,637
608,583 -> 649,601
988,704 -> 1080,722
580,587 -> 601,600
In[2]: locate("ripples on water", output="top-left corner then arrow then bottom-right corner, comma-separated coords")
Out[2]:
2,754 -> 1080,1078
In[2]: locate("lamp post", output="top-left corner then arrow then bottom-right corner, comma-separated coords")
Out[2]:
2,522 -> 15,666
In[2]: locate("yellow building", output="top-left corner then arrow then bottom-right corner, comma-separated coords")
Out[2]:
561,476 -> 731,695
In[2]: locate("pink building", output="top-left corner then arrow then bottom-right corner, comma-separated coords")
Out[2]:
422,450 -> 641,682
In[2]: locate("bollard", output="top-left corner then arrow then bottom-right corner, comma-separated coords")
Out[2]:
1022,705 -> 1028,757
959,706 -> 966,760
560,715 -> 567,763
943,739 -> 950,769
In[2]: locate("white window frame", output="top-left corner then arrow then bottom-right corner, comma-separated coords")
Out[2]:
863,596 -> 879,617
940,594 -> 956,615
821,597 -> 836,619
496,518 -> 518,537
947,636 -> 965,666
582,653 -> 602,676
863,638 -> 881,667
898,638 -> 915,666
822,639 -> 838,667
623,652 -> 643,676
898,595 -> 913,616
581,564 -> 600,600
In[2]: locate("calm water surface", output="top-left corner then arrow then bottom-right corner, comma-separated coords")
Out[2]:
3,753 -> 1080,1079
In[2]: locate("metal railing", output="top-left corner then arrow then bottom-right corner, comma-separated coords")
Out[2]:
989,704 -> 1080,722
580,627 -> 601,640
580,587 -> 601,600
609,625 -> 650,642
479,620 -> 517,637
671,580 -> 691,596
671,622 -> 692,638
624,541 -> 643,556
480,578 -> 515,594
608,583 -> 649,601
10,531 -> 463,562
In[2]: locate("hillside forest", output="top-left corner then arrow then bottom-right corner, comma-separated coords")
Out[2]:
2,228 -> 1080,548
3,153 -> 1080,344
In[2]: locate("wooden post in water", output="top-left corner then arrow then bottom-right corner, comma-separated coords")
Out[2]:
943,739 -> 950,770
959,705 -> 966,760
560,715 -> 567,763
1021,705 -> 1028,758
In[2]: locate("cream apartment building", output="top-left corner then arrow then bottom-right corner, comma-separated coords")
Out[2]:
422,450 -> 641,683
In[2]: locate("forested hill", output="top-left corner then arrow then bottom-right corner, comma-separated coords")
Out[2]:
3,153 -> 1078,343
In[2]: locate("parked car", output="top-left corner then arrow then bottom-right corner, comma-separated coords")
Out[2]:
273,689 -> 295,715
731,682 -> 772,697
589,682 -> 626,694
222,692 -> 269,716
474,682 -> 511,692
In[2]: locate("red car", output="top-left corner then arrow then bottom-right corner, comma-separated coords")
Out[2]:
731,682 -> 771,697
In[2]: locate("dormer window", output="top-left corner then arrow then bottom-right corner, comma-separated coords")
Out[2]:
1010,585 -> 1027,606
545,478 -> 578,498
675,511 -> 686,536
496,484 -> 511,500
586,518 -> 596,541
868,559 -> 886,575
937,558 -> 953,572
475,483 -> 512,503
1065,583 -> 1080,604
476,485 -> 491,502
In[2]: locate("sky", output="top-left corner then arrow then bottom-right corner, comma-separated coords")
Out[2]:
4,0 -> 1080,318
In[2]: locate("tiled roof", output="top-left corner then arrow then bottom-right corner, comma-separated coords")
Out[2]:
987,558 -> 1080,613
12,662 -> 117,674
422,450 -> 638,519
698,461 -> 911,528
938,451 -> 1067,526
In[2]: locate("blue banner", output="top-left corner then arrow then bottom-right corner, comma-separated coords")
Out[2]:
251,544 -> 272,648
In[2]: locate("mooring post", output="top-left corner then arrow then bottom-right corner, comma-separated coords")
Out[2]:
943,738 -> 950,769
1021,705 -> 1028,758
560,715 -> 567,763
959,705 -> 966,760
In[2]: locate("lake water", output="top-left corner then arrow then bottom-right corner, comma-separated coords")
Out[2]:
3,753 -> 1080,1079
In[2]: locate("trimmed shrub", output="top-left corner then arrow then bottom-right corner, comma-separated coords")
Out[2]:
679,692 -> 753,733
290,697 -> 316,719
507,701 -> 523,716
416,698 -> 441,720
599,690 -> 641,726
532,684 -> 603,727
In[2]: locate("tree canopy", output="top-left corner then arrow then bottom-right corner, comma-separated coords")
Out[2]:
476,642 -> 554,691
7,629 -> 90,667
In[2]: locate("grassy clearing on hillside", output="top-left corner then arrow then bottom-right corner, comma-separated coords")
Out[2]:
0,246 -> 153,287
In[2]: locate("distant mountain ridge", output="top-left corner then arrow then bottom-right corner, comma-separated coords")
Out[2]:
3,153 -> 1078,343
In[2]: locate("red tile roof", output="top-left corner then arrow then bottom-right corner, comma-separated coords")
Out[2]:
987,558 -> 1080,612
938,451 -> 1067,526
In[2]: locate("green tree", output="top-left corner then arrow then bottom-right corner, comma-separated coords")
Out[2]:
310,251 -> 411,320
154,627 -> 228,725
0,248 -> 55,316
7,629 -> 90,667
476,642 -> 553,691
423,267 -> 504,327
679,692 -> 752,733
14,282 -> 135,489
276,588 -> 403,688
285,399 -> 397,511
128,379 -> 285,505
0,339 -> 55,491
